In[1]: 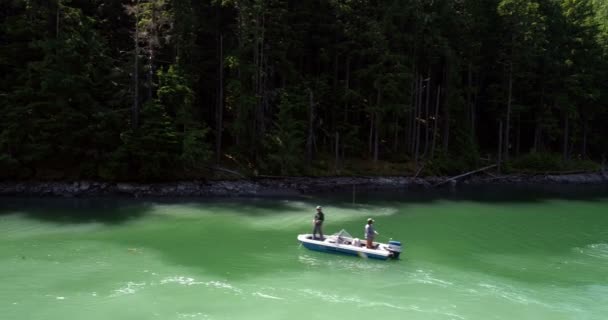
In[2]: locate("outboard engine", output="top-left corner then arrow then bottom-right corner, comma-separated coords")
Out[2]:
387,240 -> 402,259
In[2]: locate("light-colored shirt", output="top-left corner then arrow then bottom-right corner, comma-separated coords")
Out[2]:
365,224 -> 376,239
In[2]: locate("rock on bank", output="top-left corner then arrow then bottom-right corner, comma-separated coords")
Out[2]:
0,173 -> 606,197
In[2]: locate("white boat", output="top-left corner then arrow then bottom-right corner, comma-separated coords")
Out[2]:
297,229 -> 402,260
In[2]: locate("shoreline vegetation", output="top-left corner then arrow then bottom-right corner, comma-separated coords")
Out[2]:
2,2 -> 608,184
1,171 -> 606,197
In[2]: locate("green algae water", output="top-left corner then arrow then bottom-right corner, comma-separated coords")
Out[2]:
1,185 -> 608,320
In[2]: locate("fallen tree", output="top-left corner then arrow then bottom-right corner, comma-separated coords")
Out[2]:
432,164 -> 498,187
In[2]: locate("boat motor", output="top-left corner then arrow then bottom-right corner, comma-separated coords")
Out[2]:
387,240 -> 402,259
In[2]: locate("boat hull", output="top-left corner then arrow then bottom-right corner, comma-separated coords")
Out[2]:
297,234 -> 399,260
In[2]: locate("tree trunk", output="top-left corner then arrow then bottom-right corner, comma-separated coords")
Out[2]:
498,120 -> 503,174
563,112 -> 569,162
132,0 -> 140,130
505,60 -> 513,162
515,115 -> 521,156
431,85 -> 441,159
582,121 -> 588,158
374,112 -> 379,164
442,64 -> 450,153
368,109 -> 374,156
432,164 -> 497,187
335,132 -> 340,173
343,56 -> 350,159
414,77 -> 423,167
393,117 -> 399,152
333,36 -> 339,91
252,10 -> 264,161
56,0 -> 60,38
259,14 -> 266,138
467,62 -> 474,137
423,73 -> 431,157
472,72 -> 481,144
533,83 -> 545,153
344,56 -> 350,123
147,5 -> 155,102
533,124 -> 542,153
306,89 -> 315,164
374,88 -> 382,164
216,34 -> 224,164
408,20 -> 418,156
408,71 -> 417,155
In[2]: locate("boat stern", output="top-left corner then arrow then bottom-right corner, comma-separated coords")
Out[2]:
386,240 -> 402,259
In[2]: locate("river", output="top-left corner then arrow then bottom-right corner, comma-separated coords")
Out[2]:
1,185 -> 607,320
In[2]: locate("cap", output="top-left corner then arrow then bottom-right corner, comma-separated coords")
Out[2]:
316,206 -> 322,210
367,218 -> 374,222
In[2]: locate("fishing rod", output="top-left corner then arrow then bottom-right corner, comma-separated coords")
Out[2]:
377,233 -> 396,242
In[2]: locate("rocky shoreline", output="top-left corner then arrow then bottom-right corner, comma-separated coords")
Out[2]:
0,172 -> 607,197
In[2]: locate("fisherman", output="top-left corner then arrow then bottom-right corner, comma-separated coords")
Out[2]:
365,218 -> 378,249
312,206 -> 325,240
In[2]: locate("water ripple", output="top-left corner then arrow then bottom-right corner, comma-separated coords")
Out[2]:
109,281 -> 146,297
177,312 -> 210,319
204,280 -> 242,294
160,276 -> 203,286
477,282 -> 544,306
159,276 -> 242,294
299,288 -> 363,304
299,288 -> 465,319
252,292 -> 284,300
413,269 -> 454,287
575,243 -> 608,259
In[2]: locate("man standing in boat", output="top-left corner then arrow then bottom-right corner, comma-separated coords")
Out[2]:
312,206 -> 324,240
365,218 -> 378,249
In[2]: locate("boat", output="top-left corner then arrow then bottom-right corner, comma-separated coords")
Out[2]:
297,229 -> 402,260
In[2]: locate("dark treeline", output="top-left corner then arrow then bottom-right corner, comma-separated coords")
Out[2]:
1,0 -> 607,180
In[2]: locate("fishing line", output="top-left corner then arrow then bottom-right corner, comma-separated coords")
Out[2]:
378,233 -> 395,241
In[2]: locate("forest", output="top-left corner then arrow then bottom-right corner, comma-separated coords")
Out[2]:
1,0 -> 608,181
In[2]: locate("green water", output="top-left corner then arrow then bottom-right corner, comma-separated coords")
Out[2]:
1,186 -> 608,320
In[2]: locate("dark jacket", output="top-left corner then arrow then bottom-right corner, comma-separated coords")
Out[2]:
314,211 -> 324,225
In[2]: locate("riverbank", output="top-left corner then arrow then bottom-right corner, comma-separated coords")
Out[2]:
1,172 -> 607,197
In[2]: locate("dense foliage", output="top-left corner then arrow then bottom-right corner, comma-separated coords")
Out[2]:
1,0 -> 607,180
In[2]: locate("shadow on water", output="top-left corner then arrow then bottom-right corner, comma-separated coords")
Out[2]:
1,184 -> 607,284
153,197 -> 313,215
0,196 -> 313,225
0,197 -> 315,281
323,185 -> 608,287
318,183 -> 608,205
0,197 -> 152,225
